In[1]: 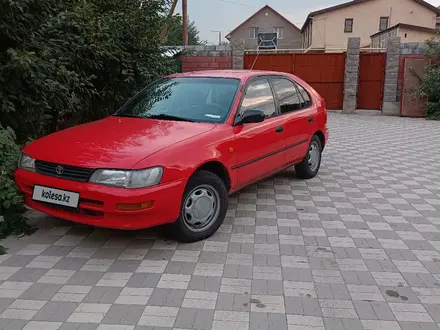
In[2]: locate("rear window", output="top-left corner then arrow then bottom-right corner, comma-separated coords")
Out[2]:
296,83 -> 312,108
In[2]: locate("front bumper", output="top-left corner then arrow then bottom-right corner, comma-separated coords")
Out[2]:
15,169 -> 186,230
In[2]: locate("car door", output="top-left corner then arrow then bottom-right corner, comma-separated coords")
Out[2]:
232,78 -> 286,187
270,77 -> 314,165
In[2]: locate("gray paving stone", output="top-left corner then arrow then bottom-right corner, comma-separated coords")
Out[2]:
32,301 -> 78,322
216,292 -> 250,312
2,113 -> 440,329
19,283 -> 62,301
249,312 -> 288,330
59,323 -> 99,329
285,296 -> 322,316
174,308 -> 214,330
83,287 -> 122,304
101,304 -> 144,325
147,288 -> 185,307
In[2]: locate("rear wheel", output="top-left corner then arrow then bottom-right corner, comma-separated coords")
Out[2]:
168,170 -> 228,242
295,135 -> 322,179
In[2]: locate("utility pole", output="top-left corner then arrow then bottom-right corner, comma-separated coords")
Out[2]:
182,0 -> 188,46
160,0 -> 178,42
211,30 -> 222,45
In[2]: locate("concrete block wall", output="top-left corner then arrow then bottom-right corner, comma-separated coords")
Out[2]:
382,37 -> 401,116
231,40 -> 245,69
179,45 -> 232,72
182,44 -> 231,56
401,42 -> 426,55
342,38 -> 361,114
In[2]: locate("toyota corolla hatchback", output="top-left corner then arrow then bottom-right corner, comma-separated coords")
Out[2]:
15,70 -> 328,242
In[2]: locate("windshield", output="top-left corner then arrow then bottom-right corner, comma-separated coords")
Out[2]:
115,77 -> 240,123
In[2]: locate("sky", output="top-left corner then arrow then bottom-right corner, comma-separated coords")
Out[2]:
175,0 -> 440,44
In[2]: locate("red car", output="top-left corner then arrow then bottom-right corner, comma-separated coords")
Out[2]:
15,70 -> 328,242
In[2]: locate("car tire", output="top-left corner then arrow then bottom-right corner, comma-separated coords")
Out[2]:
168,170 -> 228,243
295,135 -> 322,180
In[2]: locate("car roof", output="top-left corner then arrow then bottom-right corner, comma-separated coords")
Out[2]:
169,70 -> 289,81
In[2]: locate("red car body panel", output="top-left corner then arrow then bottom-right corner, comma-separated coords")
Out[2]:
15,70 -> 329,230
24,116 -> 216,169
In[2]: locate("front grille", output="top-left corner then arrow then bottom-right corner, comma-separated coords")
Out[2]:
35,160 -> 94,182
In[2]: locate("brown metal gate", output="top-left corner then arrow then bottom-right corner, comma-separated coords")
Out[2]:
400,57 -> 430,117
294,54 -> 345,110
357,53 -> 386,110
244,53 -> 345,109
244,54 -> 295,74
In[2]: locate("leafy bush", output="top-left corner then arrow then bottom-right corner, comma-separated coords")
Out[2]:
1,0 -> 177,143
0,124 -> 35,254
416,30 -> 440,120
0,0 -> 178,248
427,102 -> 440,120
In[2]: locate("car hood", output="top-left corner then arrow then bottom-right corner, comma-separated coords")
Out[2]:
24,116 -> 216,168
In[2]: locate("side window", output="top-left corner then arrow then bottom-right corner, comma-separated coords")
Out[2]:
295,83 -> 312,108
271,78 -> 302,114
239,79 -> 276,118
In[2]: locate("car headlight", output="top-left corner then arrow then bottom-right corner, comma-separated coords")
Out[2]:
19,153 -> 35,171
89,167 -> 163,188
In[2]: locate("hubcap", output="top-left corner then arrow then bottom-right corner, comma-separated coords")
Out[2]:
308,142 -> 320,172
182,185 -> 220,233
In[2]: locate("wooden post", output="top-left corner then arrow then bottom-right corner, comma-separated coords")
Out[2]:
182,0 -> 188,46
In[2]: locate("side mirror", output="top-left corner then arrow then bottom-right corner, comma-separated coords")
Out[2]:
235,109 -> 265,125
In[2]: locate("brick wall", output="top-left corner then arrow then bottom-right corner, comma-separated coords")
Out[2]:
176,45 -> 233,73
180,56 -> 232,72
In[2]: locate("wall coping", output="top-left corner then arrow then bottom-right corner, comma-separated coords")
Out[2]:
164,45 -> 231,56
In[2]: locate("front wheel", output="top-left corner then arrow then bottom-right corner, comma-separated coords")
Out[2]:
295,135 -> 322,179
168,170 -> 228,243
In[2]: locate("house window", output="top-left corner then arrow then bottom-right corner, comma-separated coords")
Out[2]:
273,27 -> 284,39
372,38 -> 379,48
249,27 -> 259,39
307,21 -> 312,47
379,17 -> 389,31
344,19 -> 353,33
379,34 -> 387,48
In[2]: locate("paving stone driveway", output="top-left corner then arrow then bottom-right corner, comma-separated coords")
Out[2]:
1,112 -> 440,330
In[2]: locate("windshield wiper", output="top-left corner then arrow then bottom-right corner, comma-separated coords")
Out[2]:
146,114 -> 198,123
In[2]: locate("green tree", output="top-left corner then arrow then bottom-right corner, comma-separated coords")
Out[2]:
0,0 -> 177,247
415,30 -> 440,120
164,14 -> 205,46
1,0 -> 176,142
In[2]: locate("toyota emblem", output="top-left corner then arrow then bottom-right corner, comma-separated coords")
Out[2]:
56,165 -> 64,175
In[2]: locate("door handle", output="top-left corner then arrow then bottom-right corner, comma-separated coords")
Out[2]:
275,126 -> 284,133
308,116 -> 313,123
